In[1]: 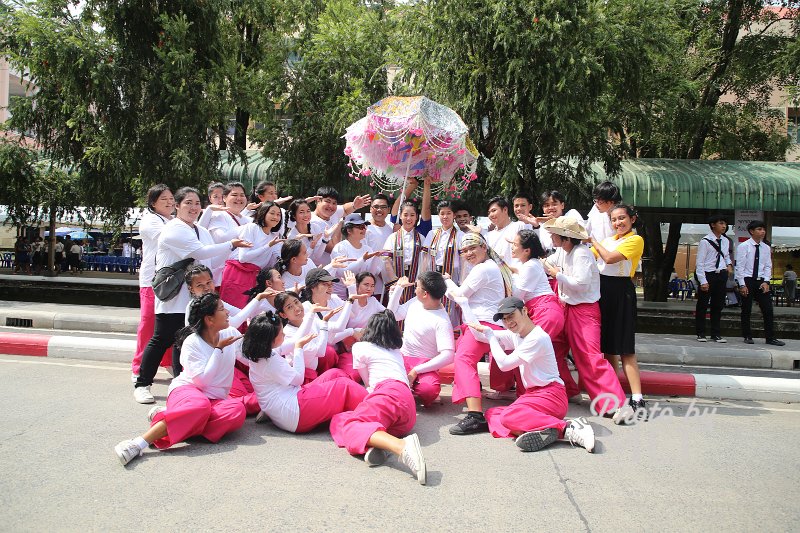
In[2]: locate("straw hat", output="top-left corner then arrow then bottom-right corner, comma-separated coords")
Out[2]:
542,216 -> 589,240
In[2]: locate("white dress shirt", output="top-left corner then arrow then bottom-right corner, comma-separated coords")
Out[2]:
695,232 -> 732,285
545,245 -> 601,305
735,238 -> 772,286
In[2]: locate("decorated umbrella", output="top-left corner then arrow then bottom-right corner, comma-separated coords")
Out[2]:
343,96 -> 480,199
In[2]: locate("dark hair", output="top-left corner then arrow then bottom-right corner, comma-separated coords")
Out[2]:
274,291 -> 301,324
207,182 -> 223,197
356,272 -> 376,286
242,312 -> 283,362
276,239 -> 303,275
223,181 -> 246,198
253,201 -> 283,233
146,184 -> 171,211
540,190 -> 566,205
174,186 -> 201,205
316,186 -> 340,203
707,213 -> 727,226
372,193 -> 390,206
592,181 -> 622,202
437,200 -> 455,213
360,310 -> 403,350
245,267 -> 280,299
487,196 -> 509,211
252,181 -> 276,203
285,199 -> 311,237
417,270 -> 447,299
512,193 -> 534,204
453,201 -> 470,213
400,200 -> 419,216
175,293 -> 220,348
517,229 -> 546,259
610,203 -> 641,231
184,264 -> 212,285
747,220 -> 765,232
787,264 -> 794,270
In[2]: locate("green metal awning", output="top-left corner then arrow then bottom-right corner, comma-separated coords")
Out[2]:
591,159 -> 800,212
218,150 -> 276,192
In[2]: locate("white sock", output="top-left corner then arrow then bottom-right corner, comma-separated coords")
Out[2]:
134,437 -> 149,451
632,394 -> 643,402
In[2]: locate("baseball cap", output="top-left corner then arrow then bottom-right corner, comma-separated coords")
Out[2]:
305,267 -> 340,286
343,213 -> 370,227
492,297 -> 525,322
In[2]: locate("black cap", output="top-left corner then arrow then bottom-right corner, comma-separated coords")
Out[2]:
343,213 -> 370,227
492,297 -> 525,322
305,267 -> 340,287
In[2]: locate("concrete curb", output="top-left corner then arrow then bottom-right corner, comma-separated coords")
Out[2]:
0,332 -> 134,362
637,344 -> 800,371
0,309 -> 139,334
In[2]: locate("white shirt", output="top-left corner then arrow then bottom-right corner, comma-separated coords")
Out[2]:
695,232 -> 732,285
735,238 -> 772,286
330,239 -> 381,299
352,341 -> 409,392
389,291 -> 455,374
154,219 -> 233,314
423,226 -> 463,272
537,209 -> 585,251
138,211 -> 170,288
248,347 -> 306,432
281,262 -> 315,292
169,327 -> 245,398
384,228 -> 418,266
545,245 -> 601,305
183,298 -> 268,329
512,259 -> 554,302
445,260 -> 506,324
486,221 -> 528,266
585,205 -> 614,243
347,294 -> 386,330
287,220 -> 327,266
311,205 -> 345,265
366,222 -> 394,252
237,223 -> 282,268
301,295 -> 355,345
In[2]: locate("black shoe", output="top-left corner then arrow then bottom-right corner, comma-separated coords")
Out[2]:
710,336 -> 727,343
766,339 -> 786,347
449,412 -> 488,435
743,337 -> 754,344
696,335 -> 707,342
628,398 -> 647,420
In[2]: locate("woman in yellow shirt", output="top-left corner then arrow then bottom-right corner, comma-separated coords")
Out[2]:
591,204 -> 646,416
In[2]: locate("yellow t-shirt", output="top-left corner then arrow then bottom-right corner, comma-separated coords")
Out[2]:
592,232 -> 644,278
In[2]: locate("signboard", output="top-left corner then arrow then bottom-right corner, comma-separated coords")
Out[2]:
734,210 -> 763,243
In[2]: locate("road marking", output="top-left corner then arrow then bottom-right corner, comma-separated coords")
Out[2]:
0,356 -> 128,372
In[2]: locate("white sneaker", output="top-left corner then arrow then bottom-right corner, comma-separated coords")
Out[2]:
255,411 -> 269,424
364,447 -> 388,467
565,418 -> 595,453
131,373 -> 139,384
134,386 -> 155,404
114,439 -> 143,466
612,403 -> 635,425
514,428 -> 559,452
400,434 -> 427,485
147,406 -> 165,423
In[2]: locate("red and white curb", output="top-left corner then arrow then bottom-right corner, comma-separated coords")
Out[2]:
1,332 -> 798,403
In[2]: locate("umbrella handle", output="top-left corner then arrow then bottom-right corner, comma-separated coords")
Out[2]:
396,153 -> 415,208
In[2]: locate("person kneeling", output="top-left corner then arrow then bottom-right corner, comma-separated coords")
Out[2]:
455,295 -> 595,453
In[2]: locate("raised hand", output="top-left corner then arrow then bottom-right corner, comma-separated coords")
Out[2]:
330,256 -> 357,270
216,334 -> 243,349
348,293 -> 371,303
323,305 -> 345,322
352,194 -> 372,210
246,201 -> 262,212
268,237 -> 285,247
295,332 -> 318,350
310,303 -> 331,314
467,321 -> 486,333
256,288 -> 279,301
305,195 -> 322,204
362,249 -> 385,261
309,233 -> 323,248
231,239 -> 253,249
208,204 -> 230,212
275,196 -> 293,206
343,270 -> 357,288
395,275 -> 413,288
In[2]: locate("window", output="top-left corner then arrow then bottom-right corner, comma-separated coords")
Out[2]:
789,108 -> 800,144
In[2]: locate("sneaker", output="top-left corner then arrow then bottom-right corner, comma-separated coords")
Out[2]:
131,373 -> 139,384
766,338 -> 786,347
629,398 -> 648,421
484,389 -> 516,401
255,411 -> 269,424
133,386 -> 155,404
364,447 -> 388,467
515,428 -> 559,452
564,418 -> 595,453
147,405 -> 165,423
696,336 -> 707,342
743,337 -> 754,344
400,434 -> 426,485
449,412 -> 489,435
612,403 -> 635,425
568,393 -> 584,405
114,439 -> 143,466
710,336 -> 727,343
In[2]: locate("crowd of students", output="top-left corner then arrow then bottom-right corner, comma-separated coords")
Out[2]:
116,177 -> 650,484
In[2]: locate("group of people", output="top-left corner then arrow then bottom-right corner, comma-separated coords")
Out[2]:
115,177 -> 655,484
13,234 -> 86,275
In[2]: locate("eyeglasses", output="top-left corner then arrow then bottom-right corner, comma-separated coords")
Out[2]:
371,205 -> 389,210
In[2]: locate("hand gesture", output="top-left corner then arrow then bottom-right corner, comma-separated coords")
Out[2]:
363,249 -> 384,261
343,270 -> 357,288
407,368 -> 418,383
208,204 -> 230,212
309,233 -> 323,248
275,196 -> 293,206
246,201 -> 262,212
293,282 -> 305,294
268,237 -> 285,247
256,288 -> 279,301
323,305 -> 345,322
309,303 -> 331,314
352,194 -> 372,210
543,263 -> 559,278
517,213 -> 537,226
396,276 -> 413,288
348,293 -> 371,303
295,332 -> 317,350
441,272 -> 451,280
305,195 -> 322,204
467,321 -> 487,333
330,256 -> 356,270
465,224 -> 483,234
231,239 -> 253,249
294,233 -> 314,240
403,178 -> 419,197
216,334 -> 243,350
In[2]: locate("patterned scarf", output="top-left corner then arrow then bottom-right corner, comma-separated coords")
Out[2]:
460,232 -> 513,297
429,227 -> 459,315
394,227 -> 422,302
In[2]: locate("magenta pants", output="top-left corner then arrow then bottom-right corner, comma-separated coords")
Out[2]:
329,379 -> 416,455
334,348 -> 361,383
150,385 -> 246,449
403,355 -> 441,407
525,294 -> 578,396
452,322 -> 520,404
133,287 -> 171,374
302,345 -> 340,384
228,367 -> 261,415
486,381 -> 569,438
562,302 -> 626,415
219,260 -> 259,311
295,369 -> 368,433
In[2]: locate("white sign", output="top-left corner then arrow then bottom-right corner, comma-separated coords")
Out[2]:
734,210 -> 763,242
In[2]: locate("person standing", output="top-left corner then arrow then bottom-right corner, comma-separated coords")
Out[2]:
485,196 -> 528,267
695,214 -> 733,343
207,182 -> 251,285
783,264 -> 797,307
736,220 -> 785,346
422,200 -> 465,326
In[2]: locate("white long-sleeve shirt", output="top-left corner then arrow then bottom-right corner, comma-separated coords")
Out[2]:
347,285 -> 386,329
329,239 -> 381,299
169,327 -> 247,398
537,209 -> 585,252
138,210 -> 171,288
695,232 -> 733,285
585,205 -> 614,243
184,297 -> 266,329
512,259 -> 554,302
735,238 -> 773,286
282,311 -> 330,370
486,220 -> 529,266
237,223 -> 282,268
154,219 -> 233,314
545,245 -> 601,305
445,260 -> 506,324
248,346 -> 308,432
302,295 -> 355,344
207,211 -> 249,283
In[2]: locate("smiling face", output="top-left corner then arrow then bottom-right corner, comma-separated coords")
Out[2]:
206,300 -> 230,331
153,190 -> 176,217
278,295 -> 305,325
370,199 -> 390,225
438,207 -> 454,230
295,203 -> 312,227
176,192 -> 202,223
454,209 -> 472,230
267,269 -> 285,292
500,308 -> 527,335
347,224 -> 367,244
311,280 -> 333,303
513,198 -> 532,219
610,207 -> 635,235
188,271 -> 215,297
510,234 -> 529,261
487,203 -> 509,227
208,187 -> 224,207
224,186 -> 248,214
461,243 -> 488,265
317,197 -> 338,219
400,205 -> 418,231
262,205 -> 283,231
541,196 -> 565,218
292,245 -> 308,267
259,185 -> 278,202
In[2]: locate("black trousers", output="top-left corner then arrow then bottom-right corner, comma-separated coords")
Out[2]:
740,277 -> 775,340
135,313 -> 185,388
695,271 -> 727,337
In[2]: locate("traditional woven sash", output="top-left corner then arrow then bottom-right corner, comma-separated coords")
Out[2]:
394,228 -> 422,302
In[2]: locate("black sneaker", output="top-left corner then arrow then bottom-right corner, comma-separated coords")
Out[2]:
629,398 -> 648,421
766,338 -> 786,347
743,337 -> 754,344
710,336 -> 727,343
696,336 -> 707,342
449,412 -> 488,435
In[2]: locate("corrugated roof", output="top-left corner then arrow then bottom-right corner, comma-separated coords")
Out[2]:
218,150 -> 276,192
591,159 -> 800,211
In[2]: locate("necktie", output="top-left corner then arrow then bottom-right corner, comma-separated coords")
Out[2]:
752,243 -> 760,281
715,238 -> 722,269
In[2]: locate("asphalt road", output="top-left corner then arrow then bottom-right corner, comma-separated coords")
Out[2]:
1,354 -> 798,532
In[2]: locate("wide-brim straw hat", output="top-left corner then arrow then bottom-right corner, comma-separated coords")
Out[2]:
543,216 -> 589,240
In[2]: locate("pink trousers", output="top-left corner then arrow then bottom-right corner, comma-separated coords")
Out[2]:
302,345 -> 340,384
334,348 -> 361,383
486,381 -> 569,438
228,367 -> 261,415
133,287 -> 171,374
219,260 -> 259,311
329,379 -> 416,455
524,294 -> 578,396
452,322 -> 520,404
560,302 -> 626,415
150,385 -> 246,449
295,369 -> 368,433
403,355 -> 441,407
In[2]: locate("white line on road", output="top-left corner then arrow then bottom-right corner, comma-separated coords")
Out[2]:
0,356 -> 128,372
